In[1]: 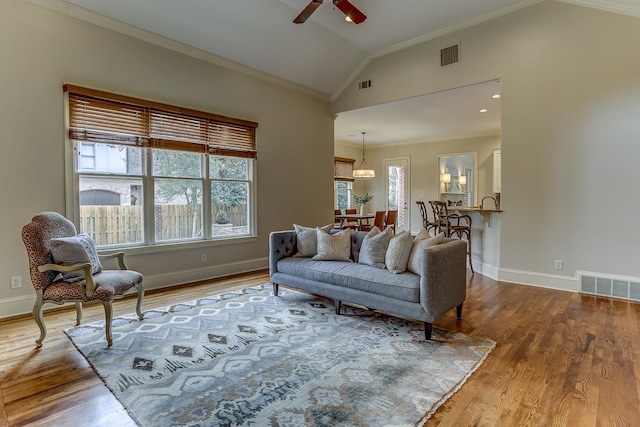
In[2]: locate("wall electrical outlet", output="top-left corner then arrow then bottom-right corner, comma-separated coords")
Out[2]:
555,260 -> 563,270
10,276 -> 22,289
201,253 -> 207,262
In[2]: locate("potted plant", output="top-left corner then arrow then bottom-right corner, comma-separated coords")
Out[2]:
215,210 -> 230,224
352,193 -> 374,215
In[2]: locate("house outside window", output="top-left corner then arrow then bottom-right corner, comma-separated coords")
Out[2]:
334,157 -> 355,210
66,85 -> 257,248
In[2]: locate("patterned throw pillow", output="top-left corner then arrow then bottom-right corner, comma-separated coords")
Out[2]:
385,230 -> 414,274
50,233 -> 103,282
312,228 -> 352,261
407,230 -> 445,275
293,223 -> 334,257
358,227 -> 392,269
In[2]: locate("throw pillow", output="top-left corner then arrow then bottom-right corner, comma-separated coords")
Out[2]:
50,233 -> 103,282
385,230 -> 414,274
358,227 -> 392,269
407,232 -> 445,275
293,223 -> 333,257
313,228 -> 352,261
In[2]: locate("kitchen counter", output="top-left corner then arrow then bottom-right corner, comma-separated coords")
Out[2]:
449,206 -> 502,213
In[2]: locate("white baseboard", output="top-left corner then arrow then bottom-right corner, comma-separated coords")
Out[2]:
497,268 -> 579,292
0,257 -> 268,320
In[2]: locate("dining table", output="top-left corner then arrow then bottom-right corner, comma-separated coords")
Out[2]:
334,213 -> 374,231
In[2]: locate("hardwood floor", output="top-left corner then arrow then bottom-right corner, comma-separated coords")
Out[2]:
1,270 -> 638,426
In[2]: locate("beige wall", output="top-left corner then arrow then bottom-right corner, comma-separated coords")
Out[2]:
333,2 -> 640,289
0,0 -> 333,317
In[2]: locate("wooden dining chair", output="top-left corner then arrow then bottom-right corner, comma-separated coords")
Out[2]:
429,200 -> 474,275
416,201 -> 438,235
334,209 -> 342,228
361,210 -> 386,232
384,210 -> 398,232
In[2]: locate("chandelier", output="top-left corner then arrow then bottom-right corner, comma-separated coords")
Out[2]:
352,132 -> 375,179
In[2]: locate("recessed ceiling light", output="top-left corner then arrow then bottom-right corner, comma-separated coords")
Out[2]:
491,94 -> 501,99
480,108 -> 488,113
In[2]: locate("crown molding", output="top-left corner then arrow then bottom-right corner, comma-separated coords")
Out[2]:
331,0 -> 544,101
26,0 -> 330,102
557,0 -> 640,17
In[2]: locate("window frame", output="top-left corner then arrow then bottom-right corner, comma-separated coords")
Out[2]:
64,86 -> 258,250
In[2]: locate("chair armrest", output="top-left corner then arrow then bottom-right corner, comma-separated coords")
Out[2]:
447,213 -> 472,227
269,231 -> 297,278
37,263 -> 97,297
98,252 -> 127,270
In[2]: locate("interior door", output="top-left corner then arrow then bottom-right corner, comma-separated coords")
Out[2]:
384,157 -> 410,232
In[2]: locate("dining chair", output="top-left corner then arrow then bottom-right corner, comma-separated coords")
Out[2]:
334,209 -> 342,228
361,210 -> 386,232
384,210 -> 398,233
22,212 -> 145,347
428,201 -> 474,274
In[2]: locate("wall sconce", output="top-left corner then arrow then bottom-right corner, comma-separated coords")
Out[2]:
458,175 -> 467,188
442,173 -> 451,192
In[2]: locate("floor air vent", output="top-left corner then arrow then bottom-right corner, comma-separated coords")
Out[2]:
440,44 -> 460,67
580,272 -> 640,302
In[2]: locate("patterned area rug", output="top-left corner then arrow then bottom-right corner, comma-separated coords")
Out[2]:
65,285 -> 495,426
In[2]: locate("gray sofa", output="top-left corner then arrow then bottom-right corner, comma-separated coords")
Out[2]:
269,229 -> 468,339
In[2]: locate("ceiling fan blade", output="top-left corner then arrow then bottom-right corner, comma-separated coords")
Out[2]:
293,0 -> 323,24
333,0 -> 366,24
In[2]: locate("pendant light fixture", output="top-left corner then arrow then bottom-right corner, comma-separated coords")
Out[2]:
352,131 -> 375,179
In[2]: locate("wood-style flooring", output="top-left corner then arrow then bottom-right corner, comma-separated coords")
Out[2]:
0,270 -> 638,426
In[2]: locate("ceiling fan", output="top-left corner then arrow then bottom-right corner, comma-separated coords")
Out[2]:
293,0 -> 367,24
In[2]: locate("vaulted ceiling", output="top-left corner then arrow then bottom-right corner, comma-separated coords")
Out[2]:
33,0 -> 640,144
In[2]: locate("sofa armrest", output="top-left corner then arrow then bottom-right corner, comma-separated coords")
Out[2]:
419,239 -> 467,322
269,230 -> 297,278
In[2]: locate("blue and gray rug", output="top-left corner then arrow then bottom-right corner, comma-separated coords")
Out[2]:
65,285 -> 495,426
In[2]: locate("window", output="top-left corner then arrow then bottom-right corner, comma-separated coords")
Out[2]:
65,85 -> 258,248
334,157 -> 355,210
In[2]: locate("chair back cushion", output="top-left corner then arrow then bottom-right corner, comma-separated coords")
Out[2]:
22,212 -> 77,290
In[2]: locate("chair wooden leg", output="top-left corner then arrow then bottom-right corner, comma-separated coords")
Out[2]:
135,282 -> 145,320
75,302 -> 83,325
32,294 -> 46,348
272,283 -> 279,296
103,301 -> 113,347
424,322 -> 433,340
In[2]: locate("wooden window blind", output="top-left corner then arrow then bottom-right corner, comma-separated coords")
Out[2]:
65,85 -> 258,158
334,157 -> 355,181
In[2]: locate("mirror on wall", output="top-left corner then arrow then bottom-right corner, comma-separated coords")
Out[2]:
437,153 -> 477,207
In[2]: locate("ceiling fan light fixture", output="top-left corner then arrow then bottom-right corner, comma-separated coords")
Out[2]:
353,131 -> 375,179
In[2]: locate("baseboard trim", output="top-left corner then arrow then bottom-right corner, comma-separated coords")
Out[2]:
0,257 -> 268,320
497,268 -> 579,292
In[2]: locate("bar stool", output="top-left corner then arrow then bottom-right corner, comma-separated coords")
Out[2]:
416,201 -> 438,235
428,200 -> 474,275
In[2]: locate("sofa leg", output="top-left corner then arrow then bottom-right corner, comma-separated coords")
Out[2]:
424,322 -> 433,340
456,303 -> 463,319
272,283 -> 279,296
335,300 -> 342,315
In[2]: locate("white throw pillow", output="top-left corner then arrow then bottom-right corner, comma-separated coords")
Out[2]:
50,233 -> 103,282
407,232 -> 445,274
293,223 -> 333,257
313,228 -> 352,261
358,227 -> 392,269
385,230 -> 414,274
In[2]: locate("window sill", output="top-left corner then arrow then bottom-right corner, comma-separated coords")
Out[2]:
99,234 -> 260,257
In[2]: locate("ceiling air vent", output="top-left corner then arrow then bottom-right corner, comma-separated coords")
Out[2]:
440,44 -> 460,67
358,80 -> 372,90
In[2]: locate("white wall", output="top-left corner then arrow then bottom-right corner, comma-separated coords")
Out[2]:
0,0 -> 334,318
333,1 -> 640,290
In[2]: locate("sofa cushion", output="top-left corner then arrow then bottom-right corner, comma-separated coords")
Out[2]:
276,257 -> 420,302
408,232 -> 445,274
385,230 -> 414,274
358,227 -> 391,269
293,223 -> 333,257
313,228 -> 351,261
